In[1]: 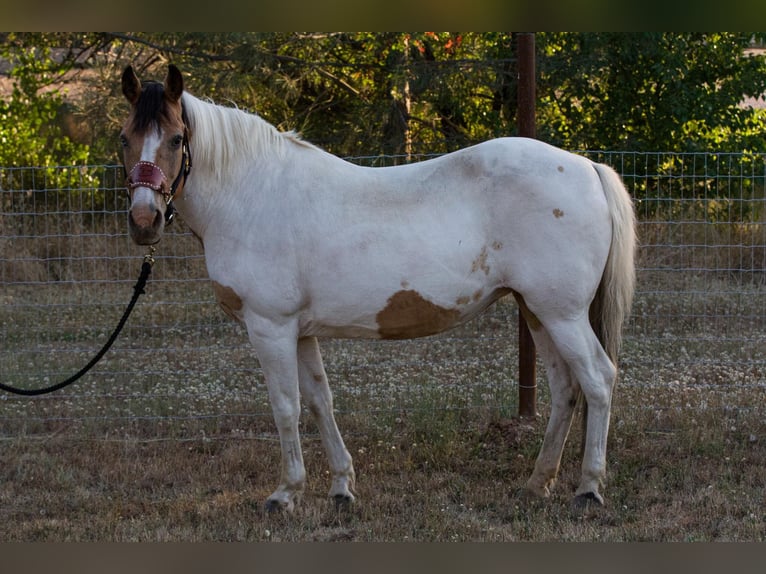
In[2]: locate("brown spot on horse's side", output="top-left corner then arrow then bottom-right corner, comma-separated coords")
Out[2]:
471,246 -> 491,275
213,281 -> 244,322
377,290 -> 460,339
491,241 -> 503,251
557,165 -> 565,173
553,208 -> 564,219
512,290 -> 542,331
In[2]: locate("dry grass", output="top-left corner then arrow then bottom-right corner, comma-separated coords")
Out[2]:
0,391 -> 763,542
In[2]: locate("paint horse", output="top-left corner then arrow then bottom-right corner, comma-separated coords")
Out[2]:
120,65 -> 636,511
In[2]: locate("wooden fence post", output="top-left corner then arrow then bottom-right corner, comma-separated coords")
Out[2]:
516,32 -> 538,418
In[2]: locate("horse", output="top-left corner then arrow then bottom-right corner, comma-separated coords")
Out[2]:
120,64 -> 636,512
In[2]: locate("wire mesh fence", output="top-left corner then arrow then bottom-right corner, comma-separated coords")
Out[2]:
1,152 -> 764,442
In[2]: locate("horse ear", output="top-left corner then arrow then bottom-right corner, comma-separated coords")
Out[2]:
165,65 -> 184,103
122,65 -> 141,105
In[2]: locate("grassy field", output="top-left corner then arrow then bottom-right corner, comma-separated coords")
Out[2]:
0,382 -> 763,541
0,270 -> 764,541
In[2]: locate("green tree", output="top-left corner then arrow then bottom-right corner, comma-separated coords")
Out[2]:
5,32 -> 766,162
0,34 -> 97,197
85,32 -> 520,160
536,32 -> 766,152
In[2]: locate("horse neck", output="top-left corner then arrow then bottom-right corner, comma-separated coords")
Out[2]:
177,94 -> 296,235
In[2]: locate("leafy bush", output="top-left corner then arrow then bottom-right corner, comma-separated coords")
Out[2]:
0,40 -> 98,203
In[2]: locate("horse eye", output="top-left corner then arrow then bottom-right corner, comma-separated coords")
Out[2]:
170,134 -> 183,148
119,134 -> 129,148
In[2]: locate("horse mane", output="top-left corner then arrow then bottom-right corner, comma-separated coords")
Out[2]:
181,92 -> 312,181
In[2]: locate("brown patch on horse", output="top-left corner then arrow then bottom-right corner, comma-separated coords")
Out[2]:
471,246 -> 490,275
213,281 -> 244,322
377,290 -> 460,339
512,290 -> 542,331
455,295 -> 471,306
553,208 -> 565,219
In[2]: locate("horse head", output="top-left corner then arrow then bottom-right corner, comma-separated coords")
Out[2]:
120,64 -> 191,245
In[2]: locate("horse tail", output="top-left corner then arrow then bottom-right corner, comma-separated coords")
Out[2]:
575,162 -> 636,453
589,161 -> 637,366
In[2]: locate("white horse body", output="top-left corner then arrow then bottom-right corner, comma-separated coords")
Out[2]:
121,68 -> 635,512
178,93 -> 609,343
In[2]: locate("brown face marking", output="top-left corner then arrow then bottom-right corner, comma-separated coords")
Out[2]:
377,290 -> 460,339
212,281 -> 244,322
471,246 -> 490,275
120,66 -> 188,205
553,208 -> 564,219
512,290 -> 542,330
455,295 -> 470,306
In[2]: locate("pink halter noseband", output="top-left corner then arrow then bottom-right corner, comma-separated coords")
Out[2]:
127,161 -> 168,197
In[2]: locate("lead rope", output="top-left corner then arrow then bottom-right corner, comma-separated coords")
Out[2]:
0,249 -> 156,397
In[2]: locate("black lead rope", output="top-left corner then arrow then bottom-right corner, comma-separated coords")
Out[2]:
0,252 -> 155,397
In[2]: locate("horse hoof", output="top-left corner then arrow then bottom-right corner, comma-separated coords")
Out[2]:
518,482 -> 551,501
333,493 -> 355,510
264,498 -> 288,513
571,491 -> 604,512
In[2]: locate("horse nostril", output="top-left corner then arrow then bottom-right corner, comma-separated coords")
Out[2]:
129,205 -> 163,230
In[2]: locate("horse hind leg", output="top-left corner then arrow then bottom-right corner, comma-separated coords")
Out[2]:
297,337 -> 356,507
523,325 -> 581,499
543,315 -> 617,506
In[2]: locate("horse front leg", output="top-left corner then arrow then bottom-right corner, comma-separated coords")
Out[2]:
297,337 -> 356,506
247,322 -> 306,512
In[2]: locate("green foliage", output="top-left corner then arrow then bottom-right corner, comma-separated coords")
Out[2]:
97,32 -> 518,158
536,33 -> 766,153
107,32 -> 765,158
0,35 -> 97,195
8,32 -> 764,159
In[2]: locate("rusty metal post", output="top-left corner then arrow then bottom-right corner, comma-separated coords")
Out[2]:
517,32 -> 538,417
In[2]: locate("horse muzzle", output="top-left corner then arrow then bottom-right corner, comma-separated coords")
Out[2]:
128,203 -> 164,245
127,161 -> 170,245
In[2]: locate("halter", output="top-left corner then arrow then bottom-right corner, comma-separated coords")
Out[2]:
125,116 -> 192,226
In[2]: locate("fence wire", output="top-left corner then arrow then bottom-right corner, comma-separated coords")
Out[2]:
1,153 -> 765,442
